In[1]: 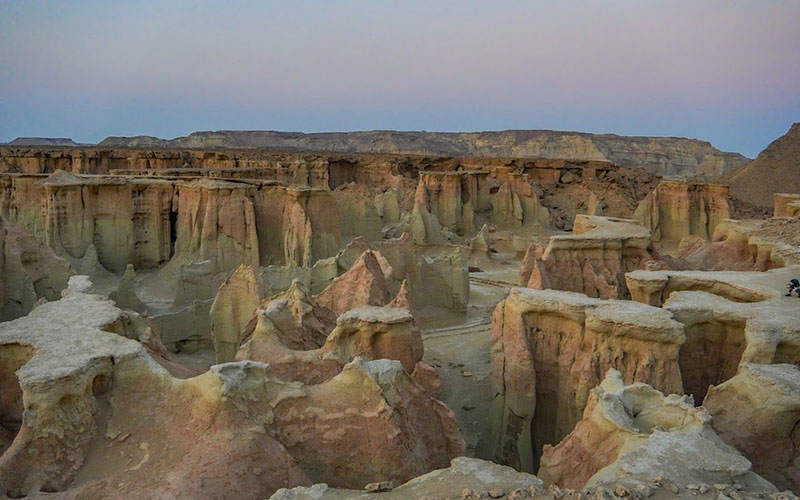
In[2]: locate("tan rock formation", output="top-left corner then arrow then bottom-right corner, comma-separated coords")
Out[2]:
0,173 -> 342,274
315,250 -> 392,315
486,288 -> 684,472
634,181 -> 731,248
109,264 -> 145,312
0,276 -> 464,499
774,193 -> 800,218
704,363 -> 800,492
209,265 -> 266,363
538,370 -> 773,491
0,218 -> 71,321
519,215 -> 655,299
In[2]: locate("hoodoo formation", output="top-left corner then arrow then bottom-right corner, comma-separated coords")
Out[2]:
0,125 -> 799,500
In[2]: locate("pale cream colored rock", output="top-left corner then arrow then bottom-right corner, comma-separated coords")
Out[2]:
0,277 -> 464,499
269,457 -> 542,500
539,370 -> 774,492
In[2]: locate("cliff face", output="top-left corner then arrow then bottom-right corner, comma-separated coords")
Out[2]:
723,123 -> 800,208
0,172 -> 341,273
98,129 -> 748,178
634,180 -> 731,247
486,288 -> 684,473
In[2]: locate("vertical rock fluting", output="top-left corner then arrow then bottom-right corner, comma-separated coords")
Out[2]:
519,215 -> 656,299
1,173 -> 342,274
634,181 -> 731,247
486,288 -> 684,473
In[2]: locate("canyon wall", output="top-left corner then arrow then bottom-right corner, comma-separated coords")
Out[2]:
0,172 -> 341,273
486,288 -> 684,473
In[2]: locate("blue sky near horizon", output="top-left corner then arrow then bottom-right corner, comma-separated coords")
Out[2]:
1,1 -> 798,157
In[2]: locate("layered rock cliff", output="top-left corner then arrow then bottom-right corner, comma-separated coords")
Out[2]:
97,129 -> 748,178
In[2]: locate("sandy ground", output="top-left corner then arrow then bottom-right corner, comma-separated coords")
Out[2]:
418,256 -> 520,456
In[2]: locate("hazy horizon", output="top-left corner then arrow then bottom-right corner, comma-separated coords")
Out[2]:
2,1 -> 799,157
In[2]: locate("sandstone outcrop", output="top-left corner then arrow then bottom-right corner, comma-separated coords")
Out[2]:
538,370 -> 774,491
519,215 -> 655,299
704,363 -> 800,492
209,265 -> 266,363
626,267 -> 800,401
0,218 -> 71,321
0,276 -> 464,499
486,288 -> 684,472
634,180 -> 731,247
774,193 -> 800,218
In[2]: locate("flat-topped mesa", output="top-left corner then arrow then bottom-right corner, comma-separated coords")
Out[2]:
538,370 -> 774,492
520,215 -> 657,299
774,193 -> 800,218
662,284 -> 800,402
634,180 -> 731,248
0,147 -> 332,186
0,218 -> 71,321
0,276 -> 464,499
0,172 -> 341,273
486,288 -> 684,473
704,363 -> 800,493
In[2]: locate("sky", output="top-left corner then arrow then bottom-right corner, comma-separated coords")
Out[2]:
1,1 -> 798,157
